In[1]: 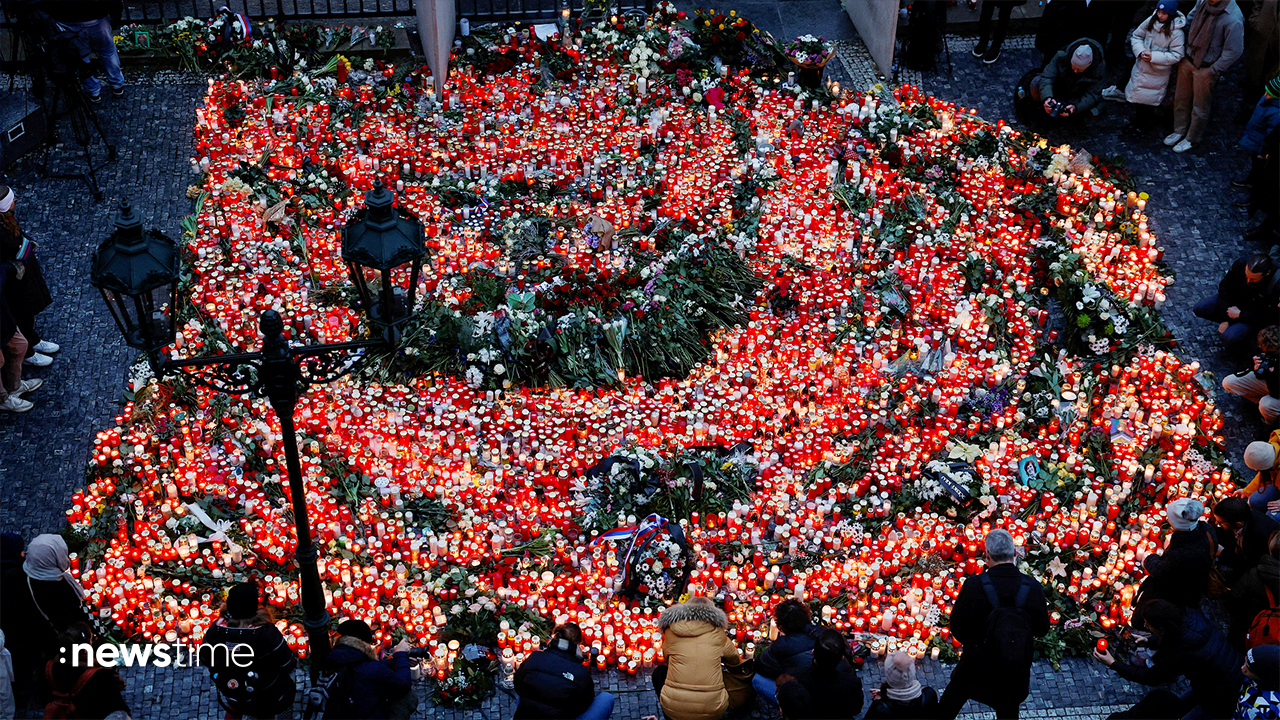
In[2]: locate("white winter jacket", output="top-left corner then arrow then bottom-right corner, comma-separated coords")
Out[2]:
1124,12 -> 1187,106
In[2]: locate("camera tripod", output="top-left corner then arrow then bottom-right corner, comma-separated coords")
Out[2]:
38,69 -> 116,200
8,17 -> 117,200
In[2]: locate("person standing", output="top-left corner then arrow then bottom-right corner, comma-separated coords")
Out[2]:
1,533 -> 42,713
1165,0 -> 1245,153
970,0 -> 1027,65
514,622 -> 614,720
1194,254 -> 1279,353
323,619 -> 418,720
1240,0 -> 1280,109
937,529 -> 1050,719
1120,0 -> 1187,136
201,582 -> 297,720
653,596 -> 744,720
1095,600 -> 1244,719
42,1 -> 125,102
22,534 -> 90,657
0,271 -> 39,414
0,185 -> 57,369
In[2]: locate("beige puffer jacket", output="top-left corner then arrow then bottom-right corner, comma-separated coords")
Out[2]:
658,599 -> 743,720
1125,12 -> 1187,106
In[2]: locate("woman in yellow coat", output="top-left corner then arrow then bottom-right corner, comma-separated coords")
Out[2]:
656,596 -> 743,720
1242,429 -> 1280,522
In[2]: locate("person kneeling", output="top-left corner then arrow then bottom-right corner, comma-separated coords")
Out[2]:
1028,38 -> 1106,121
325,620 -> 417,720
514,623 -> 614,720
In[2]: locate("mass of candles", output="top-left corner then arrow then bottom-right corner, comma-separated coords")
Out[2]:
66,8 -> 1229,688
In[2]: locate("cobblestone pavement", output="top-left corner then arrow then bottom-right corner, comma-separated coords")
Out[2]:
0,9 -> 1267,717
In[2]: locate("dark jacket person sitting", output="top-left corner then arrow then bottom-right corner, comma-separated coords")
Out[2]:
514,623 -> 615,720
1030,38 -> 1107,119
774,628 -> 863,720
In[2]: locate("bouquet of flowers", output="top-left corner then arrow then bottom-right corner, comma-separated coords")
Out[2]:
783,34 -> 832,67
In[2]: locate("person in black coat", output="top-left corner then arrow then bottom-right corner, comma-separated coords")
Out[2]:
1135,498 -> 1216,618
1194,253 -> 1280,352
200,582 -> 297,720
323,619 -> 416,720
1212,497 -> 1280,583
1030,38 -> 1107,120
1094,600 -> 1245,719
773,628 -> 863,720
754,598 -> 818,705
0,533 -> 40,713
0,185 -> 56,367
937,529 -> 1050,720
514,623 -> 614,720
21,534 -> 90,658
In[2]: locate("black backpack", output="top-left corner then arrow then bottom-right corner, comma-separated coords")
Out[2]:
209,631 -> 284,713
978,575 -> 1035,670
304,664 -> 358,720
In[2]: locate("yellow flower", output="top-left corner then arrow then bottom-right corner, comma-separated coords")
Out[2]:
730,10 -> 736,16
705,20 -> 711,25
719,23 -> 724,29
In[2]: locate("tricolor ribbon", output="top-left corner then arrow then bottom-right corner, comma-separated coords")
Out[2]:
590,513 -> 669,592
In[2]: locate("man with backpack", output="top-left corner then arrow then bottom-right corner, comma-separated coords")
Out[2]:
317,619 -> 416,720
937,529 -> 1050,719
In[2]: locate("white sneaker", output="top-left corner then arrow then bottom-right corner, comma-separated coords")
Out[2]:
1163,132 -> 1184,146
15,378 -> 42,395
34,340 -> 59,354
0,394 -> 33,413
1101,85 -> 1124,101
22,352 -> 52,367
1172,139 -> 1194,153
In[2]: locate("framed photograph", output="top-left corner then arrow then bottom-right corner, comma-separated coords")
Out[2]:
133,29 -> 151,49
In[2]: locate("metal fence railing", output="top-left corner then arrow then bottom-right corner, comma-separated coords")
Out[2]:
119,1 -> 416,22
116,0 -> 652,23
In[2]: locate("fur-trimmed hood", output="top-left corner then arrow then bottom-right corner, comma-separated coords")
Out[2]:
659,599 -> 727,634
335,633 -> 379,661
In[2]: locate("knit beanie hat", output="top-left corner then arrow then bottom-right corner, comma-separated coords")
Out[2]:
1155,0 -> 1179,16
1166,498 -> 1204,531
1071,44 -> 1094,71
225,581 -> 259,620
884,651 -> 924,702
1266,77 -> 1280,100
1246,645 -> 1280,690
336,619 -> 376,645
1244,441 -> 1277,471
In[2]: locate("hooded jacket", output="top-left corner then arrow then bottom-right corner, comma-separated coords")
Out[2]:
1113,609 -> 1244,718
1242,428 -> 1280,498
324,635 -> 412,720
1125,12 -> 1187,106
1141,523 -> 1215,609
1038,38 -> 1107,113
657,600 -> 742,720
513,640 -> 594,719
1242,97 -> 1280,153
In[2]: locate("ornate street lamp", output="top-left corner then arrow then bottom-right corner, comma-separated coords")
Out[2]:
90,187 -> 426,664
340,180 -> 427,335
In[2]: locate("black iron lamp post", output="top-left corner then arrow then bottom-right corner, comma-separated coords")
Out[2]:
91,183 -> 426,664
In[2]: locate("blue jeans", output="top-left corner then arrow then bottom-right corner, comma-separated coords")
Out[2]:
577,692 -> 615,720
58,18 -> 124,96
1193,294 -> 1258,351
752,674 -> 778,706
1249,482 -> 1280,522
